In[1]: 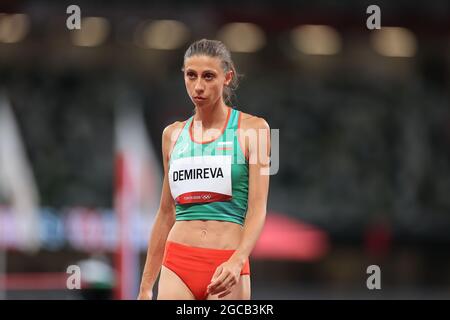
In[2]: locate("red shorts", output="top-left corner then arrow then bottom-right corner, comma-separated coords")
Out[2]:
162,241 -> 250,300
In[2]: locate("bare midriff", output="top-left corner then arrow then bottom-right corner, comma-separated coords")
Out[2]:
166,220 -> 243,250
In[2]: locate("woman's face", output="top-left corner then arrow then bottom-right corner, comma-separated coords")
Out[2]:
183,55 -> 232,107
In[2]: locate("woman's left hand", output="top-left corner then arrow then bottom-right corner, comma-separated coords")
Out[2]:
207,259 -> 243,298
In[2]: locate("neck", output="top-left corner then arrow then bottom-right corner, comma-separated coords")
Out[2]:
193,100 -> 229,129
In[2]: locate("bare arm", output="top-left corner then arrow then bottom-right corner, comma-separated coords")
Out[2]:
231,117 -> 270,265
138,122 -> 182,299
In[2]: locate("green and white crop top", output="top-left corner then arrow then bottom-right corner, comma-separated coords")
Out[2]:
168,107 -> 249,226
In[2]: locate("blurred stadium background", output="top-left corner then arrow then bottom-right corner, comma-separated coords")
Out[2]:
0,0 -> 450,299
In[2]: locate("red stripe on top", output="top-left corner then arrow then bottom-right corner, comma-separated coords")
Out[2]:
189,107 -> 231,144
176,191 -> 231,204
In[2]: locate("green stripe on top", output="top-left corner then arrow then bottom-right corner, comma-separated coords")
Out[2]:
169,107 -> 249,225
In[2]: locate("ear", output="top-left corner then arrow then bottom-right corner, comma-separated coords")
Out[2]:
224,69 -> 234,86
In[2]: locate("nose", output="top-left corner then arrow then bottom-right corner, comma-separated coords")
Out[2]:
194,79 -> 205,94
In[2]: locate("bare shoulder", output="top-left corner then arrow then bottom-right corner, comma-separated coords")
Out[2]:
162,120 -> 187,158
162,120 -> 186,145
163,120 -> 186,139
240,111 -> 270,131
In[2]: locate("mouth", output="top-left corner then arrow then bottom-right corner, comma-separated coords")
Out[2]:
193,96 -> 206,102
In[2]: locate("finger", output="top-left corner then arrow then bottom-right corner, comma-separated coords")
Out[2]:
210,278 -> 237,296
208,273 -> 232,294
221,274 -> 236,287
213,284 -> 233,297
218,289 -> 232,299
217,276 -> 237,294
209,269 -> 229,290
208,268 -> 224,291
210,265 -> 223,282
215,277 -> 238,297
210,270 -> 230,286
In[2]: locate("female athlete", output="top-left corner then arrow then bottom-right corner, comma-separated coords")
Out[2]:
138,38 -> 270,300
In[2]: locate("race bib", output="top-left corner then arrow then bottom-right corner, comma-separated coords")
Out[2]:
168,155 -> 232,204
